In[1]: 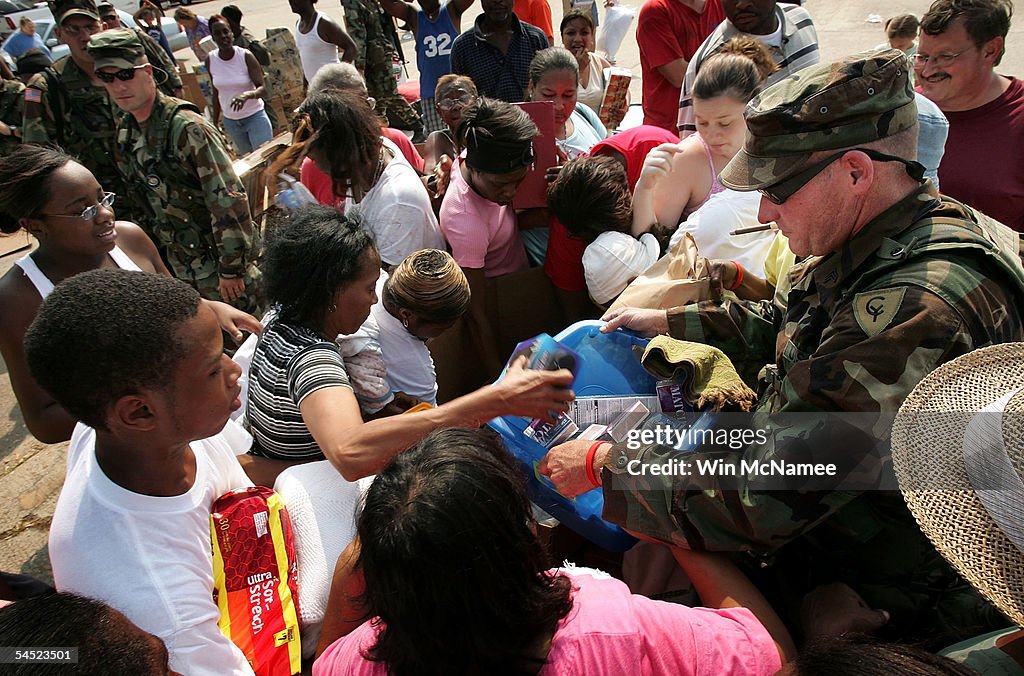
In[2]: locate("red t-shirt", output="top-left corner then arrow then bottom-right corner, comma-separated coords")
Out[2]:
545,125 -> 679,291
935,77 -> 1024,231
637,0 -> 724,132
514,0 -> 553,41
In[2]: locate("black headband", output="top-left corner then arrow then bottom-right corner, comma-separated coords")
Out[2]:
464,125 -> 535,174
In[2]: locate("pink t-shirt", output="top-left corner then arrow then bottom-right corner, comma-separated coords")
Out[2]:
932,76 -> 1024,232
637,0 -> 724,131
439,158 -> 529,277
312,568 -> 781,676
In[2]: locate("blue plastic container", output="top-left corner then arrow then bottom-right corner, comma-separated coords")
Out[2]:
488,320 -> 656,552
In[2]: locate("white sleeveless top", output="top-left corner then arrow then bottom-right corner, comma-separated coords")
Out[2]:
15,245 -> 142,299
208,46 -> 265,120
295,12 -> 341,82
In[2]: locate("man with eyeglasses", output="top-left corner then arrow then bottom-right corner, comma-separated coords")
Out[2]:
86,29 -> 264,319
542,51 -> 1024,641
918,0 -> 1023,232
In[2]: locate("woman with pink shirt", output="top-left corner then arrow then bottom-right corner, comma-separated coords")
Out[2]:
438,97 -> 537,374
312,427 -> 792,675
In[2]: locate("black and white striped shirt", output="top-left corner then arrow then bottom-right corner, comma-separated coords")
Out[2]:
677,3 -> 820,136
247,320 -> 351,460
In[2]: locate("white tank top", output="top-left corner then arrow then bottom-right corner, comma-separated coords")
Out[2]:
295,12 -> 341,82
15,245 -> 142,299
208,46 -> 265,120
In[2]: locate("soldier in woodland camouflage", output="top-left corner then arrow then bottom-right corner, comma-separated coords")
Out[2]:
542,51 -> 1024,640
339,0 -> 422,133
87,29 -> 264,317
22,0 -> 183,223
0,76 -> 24,156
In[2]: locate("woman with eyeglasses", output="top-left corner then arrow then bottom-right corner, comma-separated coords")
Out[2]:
290,89 -> 444,270
205,14 -> 273,155
0,145 -> 261,444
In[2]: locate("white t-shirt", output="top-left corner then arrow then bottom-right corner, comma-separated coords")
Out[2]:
346,138 -> 445,267
50,422 -> 256,676
345,272 -> 439,405
669,189 -> 776,276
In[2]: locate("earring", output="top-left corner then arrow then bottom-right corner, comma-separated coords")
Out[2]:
329,303 -> 337,313
402,318 -> 409,328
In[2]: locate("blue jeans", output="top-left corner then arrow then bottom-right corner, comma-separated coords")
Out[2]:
223,109 -> 273,155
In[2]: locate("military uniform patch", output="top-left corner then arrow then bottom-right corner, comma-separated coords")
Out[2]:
24,88 -> 42,104
853,288 -> 906,337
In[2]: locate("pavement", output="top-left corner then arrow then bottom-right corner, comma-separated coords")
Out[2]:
2,0 -> 1022,585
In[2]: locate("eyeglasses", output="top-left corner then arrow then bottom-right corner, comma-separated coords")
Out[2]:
437,94 -> 477,111
95,65 -> 148,83
39,192 -> 116,221
758,149 -> 925,205
912,50 -> 966,69
58,21 -> 101,37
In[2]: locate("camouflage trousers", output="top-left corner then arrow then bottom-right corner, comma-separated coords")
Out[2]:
365,39 -> 421,133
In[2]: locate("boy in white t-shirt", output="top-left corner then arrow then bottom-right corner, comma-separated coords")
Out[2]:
24,269 -> 257,676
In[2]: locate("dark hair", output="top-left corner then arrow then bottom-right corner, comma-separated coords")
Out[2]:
0,145 -> 74,234
208,13 -> 229,30
220,4 -> 242,22
793,635 -> 979,675
885,13 -> 921,39
693,37 -> 777,102
528,46 -> 579,88
559,8 -> 594,34
263,205 -> 377,329
24,269 -> 200,430
356,428 -> 574,676
455,97 -> 538,151
0,592 -> 170,675
547,155 -> 632,241
298,90 -> 382,199
921,0 -> 1013,65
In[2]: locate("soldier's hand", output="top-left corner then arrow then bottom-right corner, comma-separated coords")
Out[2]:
799,583 -> 890,641
600,307 -> 669,337
539,439 -> 609,497
219,276 -> 246,303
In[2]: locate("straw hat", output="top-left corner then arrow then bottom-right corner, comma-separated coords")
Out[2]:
892,343 -> 1024,628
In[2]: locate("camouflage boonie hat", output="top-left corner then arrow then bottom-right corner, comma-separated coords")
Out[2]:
48,0 -> 99,25
87,29 -> 146,71
720,49 -> 918,191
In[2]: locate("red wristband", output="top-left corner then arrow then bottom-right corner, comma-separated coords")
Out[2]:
585,441 -> 609,488
727,261 -> 745,291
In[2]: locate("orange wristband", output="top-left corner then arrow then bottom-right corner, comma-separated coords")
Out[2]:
727,261 -> 745,291
585,441 -> 609,488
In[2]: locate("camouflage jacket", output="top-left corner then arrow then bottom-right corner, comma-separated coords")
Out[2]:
234,27 -> 270,67
0,79 -> 23,156
116,93 -> 258,283
23,55 -> 134,218
601,184 -> 1024,636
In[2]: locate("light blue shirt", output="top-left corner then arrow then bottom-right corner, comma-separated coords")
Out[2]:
914,91 -> 949,191
4,31 -> 52,60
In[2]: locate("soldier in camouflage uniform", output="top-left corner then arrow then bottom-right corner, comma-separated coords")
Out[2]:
542,51 -> 1024,641
22,0 -> 183,224
87,29 -> 264,317
0,76 -> 24,156
339,0 -> 422,133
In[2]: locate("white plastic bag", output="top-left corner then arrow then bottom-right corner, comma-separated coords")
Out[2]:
596,4 -> 636,61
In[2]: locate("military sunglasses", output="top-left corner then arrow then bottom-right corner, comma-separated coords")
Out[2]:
758,148 -> 926,205
95,65 -> 149,83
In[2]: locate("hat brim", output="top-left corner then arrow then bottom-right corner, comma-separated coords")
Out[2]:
58,8 -> 100,23
892,342 -> 1024,628
719,148 -> 813,192
93,56 -> 138,72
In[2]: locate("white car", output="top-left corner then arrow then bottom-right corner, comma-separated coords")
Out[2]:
1,6 -> 188,67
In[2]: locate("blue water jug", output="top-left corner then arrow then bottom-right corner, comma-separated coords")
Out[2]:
489,321 -> 656,552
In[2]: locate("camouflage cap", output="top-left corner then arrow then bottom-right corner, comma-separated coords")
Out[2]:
96,1 -> 117,19
87,28 -> 146,71
48,0 -> 99,25
720,49 -> 919,192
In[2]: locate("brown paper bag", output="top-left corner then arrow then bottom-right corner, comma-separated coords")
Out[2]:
608,233 -> 713,311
